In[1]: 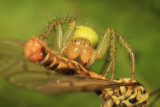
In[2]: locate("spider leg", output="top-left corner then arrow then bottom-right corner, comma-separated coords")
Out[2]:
55,24 -> 63,51
110,30 -> 116,81
86,28 -> 111,68
56,18 -> 77,51
60,19 -> 77,54
117,34 -> 135,81
39,17 -> 76,46
48,31 -> 56,49
104,61 -> 112,78
61,19 -> 77,47
102,28 -> 116,81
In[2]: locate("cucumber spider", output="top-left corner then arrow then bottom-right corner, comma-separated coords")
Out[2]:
39,17 -> 135,81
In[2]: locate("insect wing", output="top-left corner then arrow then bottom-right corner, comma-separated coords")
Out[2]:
0,39 -> 24,77
0,39 -> 53,90
39,76 -> 128,94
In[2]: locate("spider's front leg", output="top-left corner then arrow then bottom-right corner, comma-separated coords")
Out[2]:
108,29 -> 135,81
117,34 -> 135,81
38,17 -> 77,50
86,28 -> 116,81
86,28 -> 112,68
59,19 -> 77,53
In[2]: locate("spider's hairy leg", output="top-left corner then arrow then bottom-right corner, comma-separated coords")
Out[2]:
86,27 -> 111,68
62,18 -> 77,46
117,34 -> 135,81
48,31 -> 56,49
55,24 -> 63,51
39,17 -> 76,44
60,19 -> 77,54
104,61 -> 112,78
39,20 -> 56,43
109,29 -> 116,81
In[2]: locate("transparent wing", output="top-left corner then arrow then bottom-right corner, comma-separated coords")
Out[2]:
39,75 -> 128,94
0,39 -> 55,90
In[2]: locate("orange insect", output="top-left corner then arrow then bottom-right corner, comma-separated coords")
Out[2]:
24,37 -> 104,79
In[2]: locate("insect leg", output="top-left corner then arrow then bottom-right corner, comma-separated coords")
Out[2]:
149,88 -> 160,107
117,34 -> 135,81
149,94 -> 160,107
86,27 -> 111,68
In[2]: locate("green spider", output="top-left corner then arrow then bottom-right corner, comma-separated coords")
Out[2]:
39,17 -> 135,81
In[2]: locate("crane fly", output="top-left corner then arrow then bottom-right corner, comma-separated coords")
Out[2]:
23,36 -> 149,107
0,37 -> 150,107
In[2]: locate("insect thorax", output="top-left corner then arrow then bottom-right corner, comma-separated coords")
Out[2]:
98,78 -> 149,107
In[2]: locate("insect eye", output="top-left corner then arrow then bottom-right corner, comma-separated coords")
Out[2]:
121,103 -> 127,107
142,90 -> 146,94
95,90 -> 102,95
129,97 -> 138,104
142,101 -> 147,104
119,90 -> 122,96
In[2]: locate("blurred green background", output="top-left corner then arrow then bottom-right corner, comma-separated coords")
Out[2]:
0,0 -> 160,107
